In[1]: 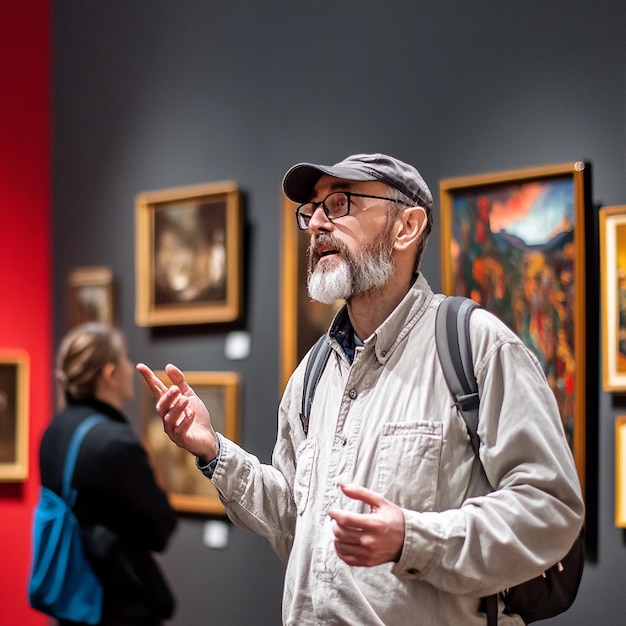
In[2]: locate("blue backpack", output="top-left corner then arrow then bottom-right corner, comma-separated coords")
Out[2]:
28,414 -> 106,624
301,296 -> 584,624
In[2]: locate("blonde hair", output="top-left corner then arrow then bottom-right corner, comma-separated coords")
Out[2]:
56,322 -> 125,411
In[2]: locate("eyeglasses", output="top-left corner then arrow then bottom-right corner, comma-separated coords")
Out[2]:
295,191 -> 404,231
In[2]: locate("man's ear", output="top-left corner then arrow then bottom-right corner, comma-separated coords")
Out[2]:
393,206 -> 428,252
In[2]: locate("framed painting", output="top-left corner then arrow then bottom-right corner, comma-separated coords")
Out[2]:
616,416 -> 626,527
440,162 -> 591,489
141,371 -> 240,515
67,266 -> 115,328
280,196 -> 342,390
599,206 -> 626,393
0,351 -> 29,481
135,181 -> 243,326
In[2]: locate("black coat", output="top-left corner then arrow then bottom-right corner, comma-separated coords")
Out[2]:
39,396 -> 178,624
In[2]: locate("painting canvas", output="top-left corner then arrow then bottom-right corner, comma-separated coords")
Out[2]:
600,206 -> 626,392
0,352 -> 29,481
141,371 -> 239,514
440,162 -> 590,487
135,181 -> 242,326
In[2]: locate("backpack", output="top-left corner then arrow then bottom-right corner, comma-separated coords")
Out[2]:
300,295 -> 584,624
28,414 -> 106,624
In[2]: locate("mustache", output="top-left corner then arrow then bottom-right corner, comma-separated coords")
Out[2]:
308,233 -> 349,262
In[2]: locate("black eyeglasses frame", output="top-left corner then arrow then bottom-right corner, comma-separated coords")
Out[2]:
294,191 -> 404,231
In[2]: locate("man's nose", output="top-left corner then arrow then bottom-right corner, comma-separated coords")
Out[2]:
307,205 -> 333,233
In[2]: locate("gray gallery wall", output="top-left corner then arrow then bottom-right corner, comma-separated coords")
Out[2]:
53,2 -> 626,624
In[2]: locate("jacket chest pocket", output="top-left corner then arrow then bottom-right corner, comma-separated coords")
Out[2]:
375,421 -> 442,511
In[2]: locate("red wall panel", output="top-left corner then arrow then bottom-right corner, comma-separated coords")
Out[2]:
0,1 -> 51,624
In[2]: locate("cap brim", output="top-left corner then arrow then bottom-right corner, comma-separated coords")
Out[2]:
282,163 -> 377,203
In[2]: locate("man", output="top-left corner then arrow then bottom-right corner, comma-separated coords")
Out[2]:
138,153 -> 584,625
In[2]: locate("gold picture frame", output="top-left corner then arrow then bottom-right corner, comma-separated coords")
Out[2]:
0,351 -> 29,481
600,206 -> 626,393
616,416 -> 626,527
279,195 -> 342,390
135,181 -> 242,326
67,266 -> 115,328
141,371 -> 240,515
440,162 -> 590,489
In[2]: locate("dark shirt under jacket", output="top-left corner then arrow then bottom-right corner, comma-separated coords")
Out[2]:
39,396 -> 177,625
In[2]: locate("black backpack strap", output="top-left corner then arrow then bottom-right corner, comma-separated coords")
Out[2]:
300,335 -> 332,435
437,297 -> 498,624
484,595 -> 498,626
435,296 -> 481,454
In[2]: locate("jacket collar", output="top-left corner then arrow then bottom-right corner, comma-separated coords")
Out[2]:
328,273 -> 434,365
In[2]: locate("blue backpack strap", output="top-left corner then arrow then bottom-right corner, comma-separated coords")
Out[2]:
61,414 -> 107,506
300,335 -> 332,435
435,296 -> 481,454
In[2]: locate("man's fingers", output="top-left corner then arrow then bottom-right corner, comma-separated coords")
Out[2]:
327,507 -> 364,529
136,363 -> 168,398
327,483 -> 387,529
330,523 -> 363,545
328,507 -> 381,532
339,482 -> 385,509
163,401 -> 193,435
156,385 -> 187,419
329,508 -> 386,535
164,363 -> 194,395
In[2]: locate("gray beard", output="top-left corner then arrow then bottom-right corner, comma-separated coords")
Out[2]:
307,234 -> 395,305
307,261 -> 352,305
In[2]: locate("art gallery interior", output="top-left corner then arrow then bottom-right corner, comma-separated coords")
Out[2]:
2,1 -> 626,624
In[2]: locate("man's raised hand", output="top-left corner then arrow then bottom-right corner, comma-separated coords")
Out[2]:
136,362 -> 219,462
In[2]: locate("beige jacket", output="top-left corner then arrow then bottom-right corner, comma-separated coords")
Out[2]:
210,274 -> 584,625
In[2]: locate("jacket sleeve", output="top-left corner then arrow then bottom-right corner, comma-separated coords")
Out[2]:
392,311 -> 585,597
210,370 -> 307,563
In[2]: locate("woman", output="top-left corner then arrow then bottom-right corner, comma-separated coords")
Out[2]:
38,323 -> 177,626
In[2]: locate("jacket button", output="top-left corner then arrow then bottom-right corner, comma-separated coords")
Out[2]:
348,389 -> 357,400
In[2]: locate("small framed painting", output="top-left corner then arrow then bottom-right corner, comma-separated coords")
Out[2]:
0,351 -> 29,481
67,266 -> 115,328
135,181 -> 243,326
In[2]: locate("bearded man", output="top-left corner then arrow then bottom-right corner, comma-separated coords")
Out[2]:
138,154 -> 583,626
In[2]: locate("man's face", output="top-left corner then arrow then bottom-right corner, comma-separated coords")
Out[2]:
306,176 -> 398,304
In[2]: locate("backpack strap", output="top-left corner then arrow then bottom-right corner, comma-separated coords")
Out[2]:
484,595 -> 498,626
300,335 -> 332,435
436,297 -> 499,626
61,414 -> 107,506
435,296 -> 481,454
